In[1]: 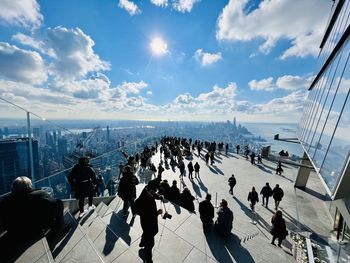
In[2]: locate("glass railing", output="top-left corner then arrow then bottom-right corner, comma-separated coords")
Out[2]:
32,136 -> 159,199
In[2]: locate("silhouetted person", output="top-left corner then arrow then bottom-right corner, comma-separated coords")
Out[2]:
179,160 -> 185,178
257,153 -> 262,164
205,152 -> 210,165
215,199 -> 233,237
106,179 -> 116,196
210,151 -> 215,165
180,187 -> 195,213
199,194 -> 214,227
270,210 -> 287,247
194,162 -> 200,179
158,179 -> 170,200
68,157 -> 97,217
187,161 -> 194,180
96,175 -> 105,197
272,184 -> 284,210
118,165 -> 139,217
250,152 -> 256,165
225,143 -> 229,154
136,179 -> 163,263
157,163 -> 164,180
236,144 -> 240,154
168,180 -> 180,204
0,177 -> 67,262
276,161 -> 283,175
248,186 -> 259,224
260,182 -> 272,208
228,174 -> 236,195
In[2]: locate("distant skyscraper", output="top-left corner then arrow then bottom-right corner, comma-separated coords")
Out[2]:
0,138 -> 39,194
107,125 -> 110,142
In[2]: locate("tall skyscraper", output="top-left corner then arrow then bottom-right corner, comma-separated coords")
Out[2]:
0,138 -> 39,195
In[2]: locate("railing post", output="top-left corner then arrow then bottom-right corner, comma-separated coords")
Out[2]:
27,112 -> 35,183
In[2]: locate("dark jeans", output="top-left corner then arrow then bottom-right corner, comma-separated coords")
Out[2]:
123,199 -> 135,215
229,186 -> 234,194
141,232 -> 155,262
262,196 -> 269,207
78,195 -> 93,213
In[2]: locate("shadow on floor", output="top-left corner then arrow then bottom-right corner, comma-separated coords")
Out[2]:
256,164 -> 272,174
204,227 -> 255,263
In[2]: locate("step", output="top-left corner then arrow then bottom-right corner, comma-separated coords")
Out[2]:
13,237 -> 54,263
48,212 -> 104,263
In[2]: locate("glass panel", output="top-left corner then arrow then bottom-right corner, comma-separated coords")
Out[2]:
0,99 -> 31,195
319,84 -> 350,192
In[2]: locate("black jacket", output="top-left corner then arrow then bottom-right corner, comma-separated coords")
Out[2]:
118,172 -> 139,200
271,216 -> 287,239
68,164 -> 97,198
248,191 -> 259,205
272,187 -> 284,201
228,177 -> 236,187
199,199 -> 214,224
260,185 -> 272,197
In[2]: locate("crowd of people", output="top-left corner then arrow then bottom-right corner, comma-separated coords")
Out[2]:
0,135 -> 291,263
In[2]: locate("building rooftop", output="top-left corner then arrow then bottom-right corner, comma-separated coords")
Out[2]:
2,147 -> 337,263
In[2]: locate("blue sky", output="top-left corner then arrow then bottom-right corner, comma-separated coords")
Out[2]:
0,0 -> 333,122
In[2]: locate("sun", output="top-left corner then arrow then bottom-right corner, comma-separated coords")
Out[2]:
150,37 -> 168,56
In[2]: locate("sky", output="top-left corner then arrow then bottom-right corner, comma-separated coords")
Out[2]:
0,0 -> 334,123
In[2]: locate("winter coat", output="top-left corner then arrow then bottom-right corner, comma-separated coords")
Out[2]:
215,206 -> 233,236
199,199 -> 214,224
118,171 -> 139,201
194,163 -> 200,172
272,187 -> 284,201
188,162 -> 194,173
270,216 -> 287,239
168,186 -> 180,204
228,177 -> 236,187
248,191 -> 259,206
180,192 -> 195,212
260,186 -> 272,197
68,164 -> 97,198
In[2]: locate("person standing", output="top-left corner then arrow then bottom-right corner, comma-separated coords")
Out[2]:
194,162 -> 200,179
205,152 -> 210,165
210,151 -> 215,165
179,160 -> 185,179
136,179 -> 163,263
225,143 -> 229,154
157,163 -> 164,180
236,144 -> 240,154
187,161 -> 194,180
117,165 -> 139,217
260,182 -> 272,208
250,152 -> 256,165
214,199 -> 233,237
247,187 -> 259,224
228,174 -> 236,195
180,187 -> 195,213
168,180 -> 180,205
96,175 -> 106,197
272,184 -> 284,210
68,157 -> 97,218
270,210 -> 288,247
199,193 -> 214,227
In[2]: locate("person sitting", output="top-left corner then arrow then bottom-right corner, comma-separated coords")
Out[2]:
214,199 -> 233,237
199,194 -> 214,227
0,177 -> 68,261
179,187 -> 195,213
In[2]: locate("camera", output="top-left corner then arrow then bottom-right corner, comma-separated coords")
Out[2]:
162,211 -> 172,220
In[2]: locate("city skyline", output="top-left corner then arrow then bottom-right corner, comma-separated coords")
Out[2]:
0,0 -> 333,122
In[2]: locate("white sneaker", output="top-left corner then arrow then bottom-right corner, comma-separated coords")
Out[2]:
79,211 -> 86,218
88,205 -> 96,211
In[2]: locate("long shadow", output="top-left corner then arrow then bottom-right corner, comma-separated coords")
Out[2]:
191,180 -> 202,198
212,165 -> 224,175
279,174 -> 294,183
103,211 -> 132,257
256,164 -> 272,174
233,196 -> 252,219
204,228 -> 254,263
209,166 -> 219,175
302,187 -> 328,201
255,213 -> 271,232
198,180 -> 208,193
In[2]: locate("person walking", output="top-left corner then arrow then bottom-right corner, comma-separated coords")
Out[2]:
117,165 -> 139,217
187,161 -> 194,180
260,182 -> 272,208
157,163 -> 164,180
225,143 -> 229,154
276,161 -> 283,175
68,157 -> 97,218
205,152 -> 210,165
96,175 -> 106,197
199,193 -> 214,227
247,187 -> 259,224
272,184 -> 284,210
228,174 -> 236,195
194,162 -> 200,179
270,210 -> 288,247
210,151 -> 215,165
135,179 -> 163,263
179,160 -> 185,179
214,199 -> 233,237
168,180 -> 180,205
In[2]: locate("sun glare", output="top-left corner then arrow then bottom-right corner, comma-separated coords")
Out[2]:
150,37 -> 168,56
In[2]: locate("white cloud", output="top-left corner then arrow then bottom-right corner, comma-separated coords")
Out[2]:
118,81 -> 148,95
216,0 -> 332,58
194,49 -> 222,66
0,0 -> 43,29
172,0 -> 200,13
150,0 -> 168,7
146,91 -> 153,96
249,75 -> 311,91
119,0 -> 141,16
0,42 -> 47,84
